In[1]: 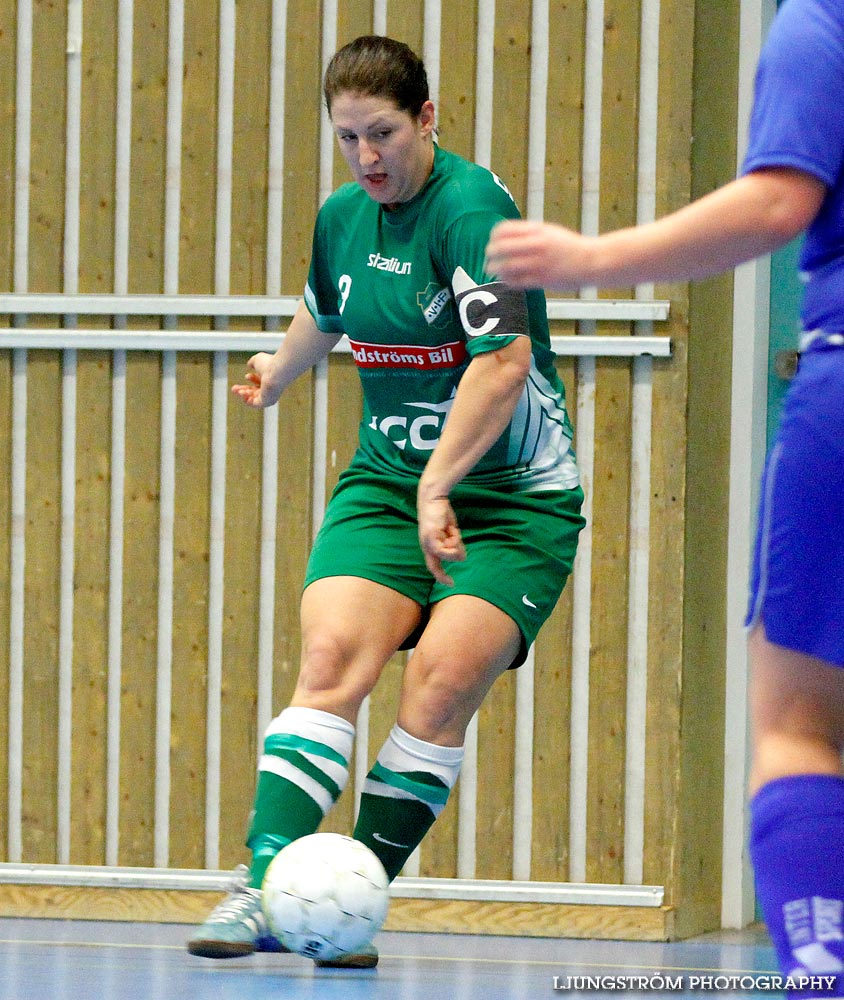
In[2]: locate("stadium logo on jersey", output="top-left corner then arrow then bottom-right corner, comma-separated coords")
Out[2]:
452,265 -> 529,340
417,282 -> 453,326
348,338 -> 467,370
367,252 -> 412,275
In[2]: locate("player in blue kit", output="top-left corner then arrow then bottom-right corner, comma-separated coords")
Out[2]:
187,35 -> 584,967
487,1 -> 844,994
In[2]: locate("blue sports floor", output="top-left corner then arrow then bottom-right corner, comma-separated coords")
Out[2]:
0,917 -> 785,999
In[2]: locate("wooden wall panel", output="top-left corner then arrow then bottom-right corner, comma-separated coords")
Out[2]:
471,0 -> 535,883
545,1 -> 587,232
79,1 -> 118,296
180,5 -> 219,300
168,355 -> 213,870
437,2 -> 477,162
0,0 -> 736,940
317,352 -> 363,837
337,0 -> 373,49
0,0 -> 13,860
584,0 -> 641,886
642,0 -> 696,895
672,0 -> 740,936
0,351 -> 10,862
69,354 -> 112,866
283,0 -> 323,292
0,0 -> 14,292
118,356 -> 162,866
531,356 -> 577,882
69,1 -> 120,867
127,1 -> 167,296
272,377 -> 315,709
231,4 -> 272,300
386,0 -> 424,54
21,353 -> 62,863
219,356 -> 265,868
28,4 -> 66,296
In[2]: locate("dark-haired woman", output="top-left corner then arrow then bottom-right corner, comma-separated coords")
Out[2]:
188,35 -> 583,968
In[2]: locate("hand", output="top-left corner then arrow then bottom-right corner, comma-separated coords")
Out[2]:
231,352 -> 285,408
417,494 -> 466,586
485,219 -> 591,291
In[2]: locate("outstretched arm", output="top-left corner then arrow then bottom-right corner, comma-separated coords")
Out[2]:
484,167 -> 826,291
232,300 -> 341,408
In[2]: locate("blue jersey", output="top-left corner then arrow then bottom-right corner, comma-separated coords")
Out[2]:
742,0 -> 844,335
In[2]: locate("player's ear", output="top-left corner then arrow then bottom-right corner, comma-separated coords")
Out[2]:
418,100 -> 436,137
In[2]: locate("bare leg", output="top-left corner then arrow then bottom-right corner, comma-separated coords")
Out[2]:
749,624 -> 844,794
353,595 -> 521,879
291,576 -> 423,722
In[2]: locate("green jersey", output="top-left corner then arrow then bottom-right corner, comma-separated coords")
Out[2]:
304,144 -> 578,492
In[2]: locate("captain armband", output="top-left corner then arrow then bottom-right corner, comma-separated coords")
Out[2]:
451,265 -> 529,341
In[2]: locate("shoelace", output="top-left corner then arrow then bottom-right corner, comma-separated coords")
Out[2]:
209,884 -> 263,922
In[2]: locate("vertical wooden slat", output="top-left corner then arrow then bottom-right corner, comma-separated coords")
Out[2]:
214,1 -> 275,871
436,1 -> 477,162
164,3 -> 217,868
179,8 -> 218,298
127,3 -> 167,298
530,356 -> 577,882
336,0 -> 372,49
283,0 -> 323,290
530,0 -> 587,883
471,0 -> 534,883
168,355 -> 213,871
272,373 -> 315,713
0,0 -> 16,291
0,344 -> 9,863
0,0 -> 16,865
386,0 -> 424,52
68,0 -> 119,868
21,353 -> 62,864
416,0 -> 475,880
270,0 -> 322,729
672,0 -> 739,936
20,2 -> 68,865
28,3 -> 66,296
583,0 -> 641,887
70,354 -> 112,866
118,356 -> 161,865
640,0 -> 695,898
318,353 -> 363,837
218,355 -> 263,869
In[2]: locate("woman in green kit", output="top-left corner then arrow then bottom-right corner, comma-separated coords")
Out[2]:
188,33 -> 583,968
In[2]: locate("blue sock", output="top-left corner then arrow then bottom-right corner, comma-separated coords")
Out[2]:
750,775 -> 844,997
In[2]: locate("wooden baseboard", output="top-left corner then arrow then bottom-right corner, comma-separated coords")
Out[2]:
0,884 -> 676,941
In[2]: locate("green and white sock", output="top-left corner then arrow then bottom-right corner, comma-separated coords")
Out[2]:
246,706 -> 354,888
354,725 -> 464,881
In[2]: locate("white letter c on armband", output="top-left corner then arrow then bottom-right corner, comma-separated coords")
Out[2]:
458,289 -> 500,338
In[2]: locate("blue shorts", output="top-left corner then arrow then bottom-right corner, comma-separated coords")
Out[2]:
746,342 -> 844,665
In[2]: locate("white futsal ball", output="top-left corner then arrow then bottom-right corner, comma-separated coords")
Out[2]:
261,832 -> 390,961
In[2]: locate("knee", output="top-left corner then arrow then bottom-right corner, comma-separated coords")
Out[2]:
400,651 -> 479,743
295,630 -> 378,709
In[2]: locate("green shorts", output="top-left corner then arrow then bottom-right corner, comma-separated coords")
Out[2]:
304,460 -> 585,668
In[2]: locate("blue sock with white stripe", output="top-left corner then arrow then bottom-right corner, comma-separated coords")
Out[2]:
750,774 -> 844,997
353,725 -> 464,881
246,706 -> 354,889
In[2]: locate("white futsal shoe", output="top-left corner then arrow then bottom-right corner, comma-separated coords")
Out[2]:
187,865 -> 379,967
187,866 -> 285,958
